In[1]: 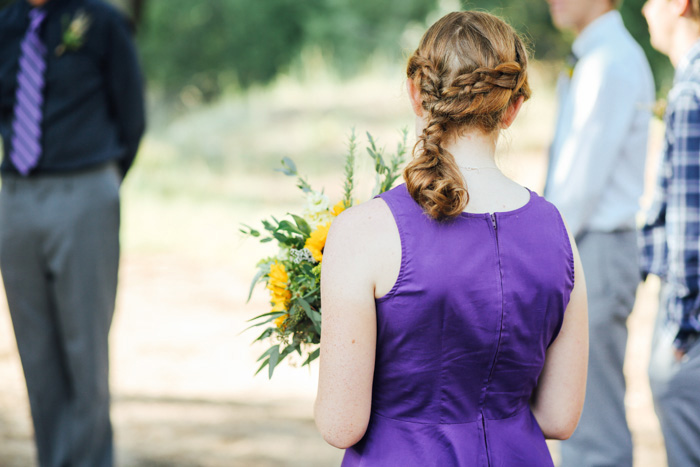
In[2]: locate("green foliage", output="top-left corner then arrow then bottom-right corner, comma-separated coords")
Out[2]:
367,128 -> 408,196
136,0 -> 436,99
137,0 -> 313,99
303,0 -> 438,72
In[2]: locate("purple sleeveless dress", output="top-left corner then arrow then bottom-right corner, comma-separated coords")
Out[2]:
341,184 -> 574,466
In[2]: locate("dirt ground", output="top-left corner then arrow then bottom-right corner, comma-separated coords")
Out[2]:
0,253 -> 346,467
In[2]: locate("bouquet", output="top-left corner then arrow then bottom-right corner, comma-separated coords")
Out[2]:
243,130 -> 408,378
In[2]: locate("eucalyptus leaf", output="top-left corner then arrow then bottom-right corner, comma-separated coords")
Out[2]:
246,267 -> 267,303
303,348 -> 321,367
268,345 -> 281,379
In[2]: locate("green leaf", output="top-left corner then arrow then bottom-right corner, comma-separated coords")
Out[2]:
268,345 -> 281,379
275,157 -> 298,176
255,358 -> 270,376
246,310 -> 281,323
298,298 -> 322,334
291,214 -> 312,236
253,327 -> 274,342
262,219 -> 277,232
257,344 -> 279,362
240,223 -> 261,237
246,267 -> 267,303
273,231 -> 291,244
278,220 -> 302,235
303,348 -> 320,367
243,312 -> 284,332
300,263 -> 315,276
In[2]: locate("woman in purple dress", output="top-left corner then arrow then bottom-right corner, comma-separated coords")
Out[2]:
315,11 -> 588,466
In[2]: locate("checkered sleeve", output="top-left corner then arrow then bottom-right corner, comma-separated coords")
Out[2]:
639,147 -> 668,281
665,91 -> 700,350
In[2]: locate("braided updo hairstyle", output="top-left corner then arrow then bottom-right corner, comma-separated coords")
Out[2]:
404,11 -> 531,220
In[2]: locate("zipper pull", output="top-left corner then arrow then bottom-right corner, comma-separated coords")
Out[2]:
490,213 -> 497,230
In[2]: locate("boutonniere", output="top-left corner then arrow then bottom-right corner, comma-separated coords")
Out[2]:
55,9 -> 92,57
564,52 -> 578,79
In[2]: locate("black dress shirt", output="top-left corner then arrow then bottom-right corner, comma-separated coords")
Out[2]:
0,0 -> 145,176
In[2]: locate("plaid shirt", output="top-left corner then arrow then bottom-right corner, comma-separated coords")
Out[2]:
640,40 -> 700,351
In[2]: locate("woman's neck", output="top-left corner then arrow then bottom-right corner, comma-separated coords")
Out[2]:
443,129 -> 499,171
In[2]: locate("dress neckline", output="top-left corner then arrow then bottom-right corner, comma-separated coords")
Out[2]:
459,187 -> 535,218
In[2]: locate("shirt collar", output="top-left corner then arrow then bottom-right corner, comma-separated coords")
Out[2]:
572,10 -> 622,59
674,39 -> 700,84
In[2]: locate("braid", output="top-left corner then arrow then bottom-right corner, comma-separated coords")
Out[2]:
407,54 -> 442,105
405,113 -> 469,220
403,11 -> 531,221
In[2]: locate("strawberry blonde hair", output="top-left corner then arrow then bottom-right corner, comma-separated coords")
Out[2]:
404,11 -> 531,220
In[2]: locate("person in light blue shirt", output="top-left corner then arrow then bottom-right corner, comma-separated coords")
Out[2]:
545,0 -> 655,465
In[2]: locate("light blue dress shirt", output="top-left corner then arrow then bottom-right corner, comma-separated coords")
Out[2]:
545,10 -> 655,238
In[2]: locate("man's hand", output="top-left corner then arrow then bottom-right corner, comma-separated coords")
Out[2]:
674,348 -> 686,362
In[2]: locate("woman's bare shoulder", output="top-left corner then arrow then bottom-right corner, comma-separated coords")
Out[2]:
330,198 -> 395,238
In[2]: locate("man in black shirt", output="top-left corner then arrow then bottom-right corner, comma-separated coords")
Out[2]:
0,0 -> 144,465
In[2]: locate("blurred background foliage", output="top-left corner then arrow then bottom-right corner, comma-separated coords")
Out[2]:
0,0 -> 674,103
105,0 -> 672,103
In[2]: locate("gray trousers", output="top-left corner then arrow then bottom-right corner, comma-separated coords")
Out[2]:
0,163 -> 121,467
560,231 -> 638,467
649,286 -> 700,467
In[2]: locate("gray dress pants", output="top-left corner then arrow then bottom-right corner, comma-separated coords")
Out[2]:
0,163 -> 120,467
649,286 -> 700,467
560,231 -> 638,467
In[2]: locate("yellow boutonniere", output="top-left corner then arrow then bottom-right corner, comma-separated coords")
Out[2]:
55,9 -> 91,57
564,52 -> 578,79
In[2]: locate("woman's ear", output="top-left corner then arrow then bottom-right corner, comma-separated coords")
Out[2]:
673,0 -> 691,17
406,78 -> 424,117
501,96 -> 525,129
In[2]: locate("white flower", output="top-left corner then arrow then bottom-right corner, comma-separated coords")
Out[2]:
302,191 -> 332,228
303,191 -> 330,214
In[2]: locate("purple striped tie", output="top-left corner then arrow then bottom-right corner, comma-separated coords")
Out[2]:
10,8 -> 47,176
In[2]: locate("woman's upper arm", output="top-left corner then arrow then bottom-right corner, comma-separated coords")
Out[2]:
531,226 -> 589,440
314,200 -> 391,449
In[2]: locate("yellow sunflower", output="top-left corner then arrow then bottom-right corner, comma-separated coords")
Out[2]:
274,313 -> 289,329
267,261 -> 291,312
305,221 -> 331,262
331,200 -> 351,217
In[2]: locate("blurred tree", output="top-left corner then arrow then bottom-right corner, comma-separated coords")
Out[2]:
136,0 -> 314,101
102,0 -> 672,100
135,0 -> 436,100
303,0 -> 438,72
